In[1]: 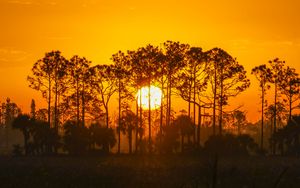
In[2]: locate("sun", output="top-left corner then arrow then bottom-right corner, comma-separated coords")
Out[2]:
137,85 -> 163,110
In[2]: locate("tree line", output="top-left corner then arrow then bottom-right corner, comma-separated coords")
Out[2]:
252,59 -> 300,154
1,40 -> 299,156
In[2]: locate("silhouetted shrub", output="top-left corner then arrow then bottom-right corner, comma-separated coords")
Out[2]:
63,121 -> 90,155
271,115 -> 300,156
89,123 -> 116,154
12,114 -> 31,155
156,124 -> 180,154
204,134 -> 258,156
31,120 -> 61,155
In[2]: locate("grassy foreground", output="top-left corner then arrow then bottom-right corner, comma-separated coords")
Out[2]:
1,155 -> 300,188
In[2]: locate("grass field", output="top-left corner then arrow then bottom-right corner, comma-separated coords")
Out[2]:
1,155 -> 300,188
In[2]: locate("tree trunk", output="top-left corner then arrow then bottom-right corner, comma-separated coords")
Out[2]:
188,80 -> 192,145
105,105 -> 109,128
82,82 -> 85,127
169,81 -> 172,124
118,79 -> 121,154
166,79 -> 169,127
135,96 -> 139,153
103,105 -> 110,154
167,74 -> 172,127
261,85 -> 264,150
197,104 -> 201,147
289,85 -> 292,121
76,78 -> 80,126
139,90 -> 143,152
273,80 -> 277,154
219,70 -> 223,135
193,69 -> 199,145
160,80 -> 164,147
54,74 -> 58,132
193,75 -> 196,145
48,76 -> 51,128
213,63 -> 217,135
269,121 -> 273,152
188,81 -> 191,118
148,83 -> 152,153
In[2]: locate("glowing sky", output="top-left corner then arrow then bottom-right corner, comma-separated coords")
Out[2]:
0,0 -> 299,122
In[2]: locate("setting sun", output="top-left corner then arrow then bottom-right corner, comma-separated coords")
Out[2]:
137,85 -> 163,110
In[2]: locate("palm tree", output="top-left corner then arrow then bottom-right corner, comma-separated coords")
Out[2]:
90,123 -> 116,154
156,123 -> 180,154
12,114 -> 32,155
118,110 -> 138,154
63,120 -> 90,155
173,115 -> 195,152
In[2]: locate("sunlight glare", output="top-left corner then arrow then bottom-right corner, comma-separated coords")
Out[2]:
137,86 -> 162,110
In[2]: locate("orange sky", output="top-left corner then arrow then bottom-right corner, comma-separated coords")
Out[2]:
0,0 -> 300,122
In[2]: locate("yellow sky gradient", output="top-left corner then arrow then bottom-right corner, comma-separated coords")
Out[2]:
0,0 -> 299,122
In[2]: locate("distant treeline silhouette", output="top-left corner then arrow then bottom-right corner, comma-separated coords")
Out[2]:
0,40 -> 299,156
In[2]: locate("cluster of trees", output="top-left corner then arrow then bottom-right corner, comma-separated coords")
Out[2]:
0,98 -> 23,153
252,59 -> 300,153
12,109 -> 261,156
1,40 -> 299,156
12,113 -> 116,155
272,116 -> 300,156
25,41 -> 251,154
0,98 -> 21,126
